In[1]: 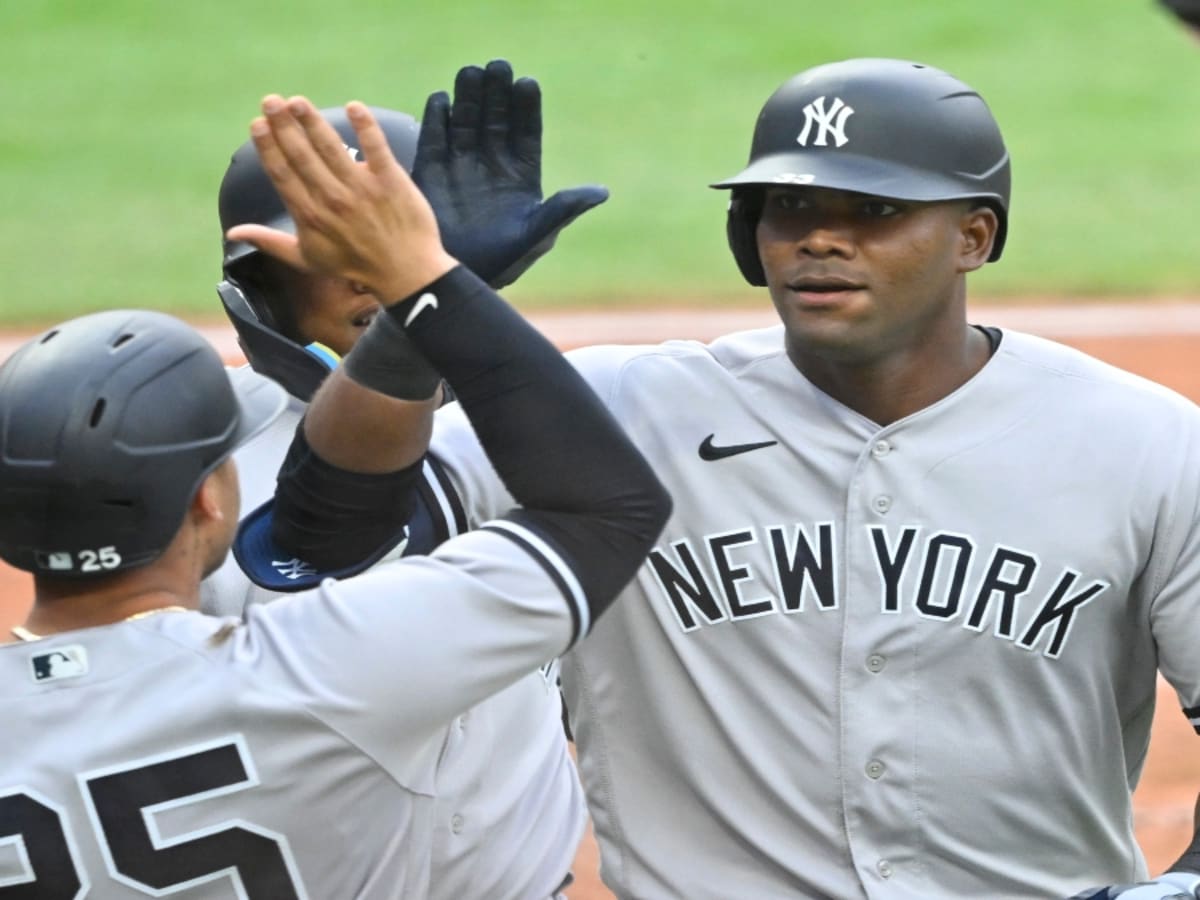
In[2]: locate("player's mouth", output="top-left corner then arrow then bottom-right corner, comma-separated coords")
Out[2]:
785,274 -> 866,304
351,306 -> 380,329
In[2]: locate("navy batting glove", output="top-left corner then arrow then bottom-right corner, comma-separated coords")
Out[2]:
414,59 -> 609,290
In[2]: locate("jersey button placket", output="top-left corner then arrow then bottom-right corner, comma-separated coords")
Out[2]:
450,813 -> 465,834
869,436 -> 893,515
844,429 -> 906,891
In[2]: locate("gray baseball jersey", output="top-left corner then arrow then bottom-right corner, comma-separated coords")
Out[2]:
1,489 -> 587,896
200,374 -> 586,900
420,325 -> 1200,899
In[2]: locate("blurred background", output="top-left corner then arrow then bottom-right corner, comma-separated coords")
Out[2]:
1,0 -> 1198,326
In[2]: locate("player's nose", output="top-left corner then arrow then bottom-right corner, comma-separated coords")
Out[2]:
794,216 -> 855,259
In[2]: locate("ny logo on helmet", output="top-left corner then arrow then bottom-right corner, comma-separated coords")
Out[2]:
797,96 -> 855,148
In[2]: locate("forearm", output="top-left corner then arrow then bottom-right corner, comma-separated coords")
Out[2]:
303,367 -> 439,474
270,325 -> 440,570
383,267 -> 657,510
269,335 -> 441,570
373,266 -> 671,605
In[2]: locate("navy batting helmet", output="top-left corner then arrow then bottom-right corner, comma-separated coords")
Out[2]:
217,105 -> 420,400
0,310 -> 286,576
711,58 -> 1011,286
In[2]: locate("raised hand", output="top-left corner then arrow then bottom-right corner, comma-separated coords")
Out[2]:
414,59 -> 609,289
226,95 -> 457,302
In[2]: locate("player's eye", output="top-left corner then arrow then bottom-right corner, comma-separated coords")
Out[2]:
765,191 -> 810,212
858,199 -> 900,217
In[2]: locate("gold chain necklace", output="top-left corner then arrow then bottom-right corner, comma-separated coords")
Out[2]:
9,606 -> 190,642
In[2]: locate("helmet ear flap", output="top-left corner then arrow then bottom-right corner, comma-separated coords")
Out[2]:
216,276 -> 336,402
727,188 -> 767,287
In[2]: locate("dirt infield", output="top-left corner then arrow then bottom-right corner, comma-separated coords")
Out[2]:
2,304 -> 1199,896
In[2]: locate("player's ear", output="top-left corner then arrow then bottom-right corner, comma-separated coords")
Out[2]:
191,464 -> 232,524
191,475 -> 223,522
956,204 -> 999,273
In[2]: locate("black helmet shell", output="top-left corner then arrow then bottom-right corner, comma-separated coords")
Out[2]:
0,310 -> 285,576
712,58 -> 1011,284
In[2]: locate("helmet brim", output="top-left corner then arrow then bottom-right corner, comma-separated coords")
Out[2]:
226,365 -> 289,450
710,150 -> 1007,206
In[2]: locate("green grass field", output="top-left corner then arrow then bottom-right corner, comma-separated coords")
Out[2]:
1,0 -> 1198,325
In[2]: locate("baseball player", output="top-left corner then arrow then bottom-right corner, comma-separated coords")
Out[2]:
200,61 -> 608,899
290,58 -> 1200,898
0,95 -> 670,899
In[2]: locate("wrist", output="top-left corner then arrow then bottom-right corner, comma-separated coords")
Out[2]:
375,251 -> 459,305
381,265 -> 491,332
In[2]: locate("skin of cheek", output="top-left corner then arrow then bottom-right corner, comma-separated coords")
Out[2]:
760,215 -> 965,367
291,276 -> 377,357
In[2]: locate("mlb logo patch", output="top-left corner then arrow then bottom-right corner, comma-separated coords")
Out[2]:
30,645 -> 89,683
36,551 -> 74,571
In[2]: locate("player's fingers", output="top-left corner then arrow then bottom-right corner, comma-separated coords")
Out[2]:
344,102 -> 438,236
248,107 -> 316,220
526,185 -> 610,239
262,94 -> 355,210
287,96 -> 362,182
414,90 -> 450,175
258,95 -> 333,199
509,76 -> 542,170
449,64 -> 484,152
223,224 -> 305,271
344,101 -> 401,178
481,59 -> 514,155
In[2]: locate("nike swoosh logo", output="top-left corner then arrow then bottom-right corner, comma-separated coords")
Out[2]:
698,434 -> 779,461
404,292 -> 439,327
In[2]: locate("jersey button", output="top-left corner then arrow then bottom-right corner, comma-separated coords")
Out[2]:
866,654 -> 886,673
872,495 -> 892,514
877,860 -> 893,879
871,440 -> 892,458
450,814 -> 465,834
866,759 -> 886,780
